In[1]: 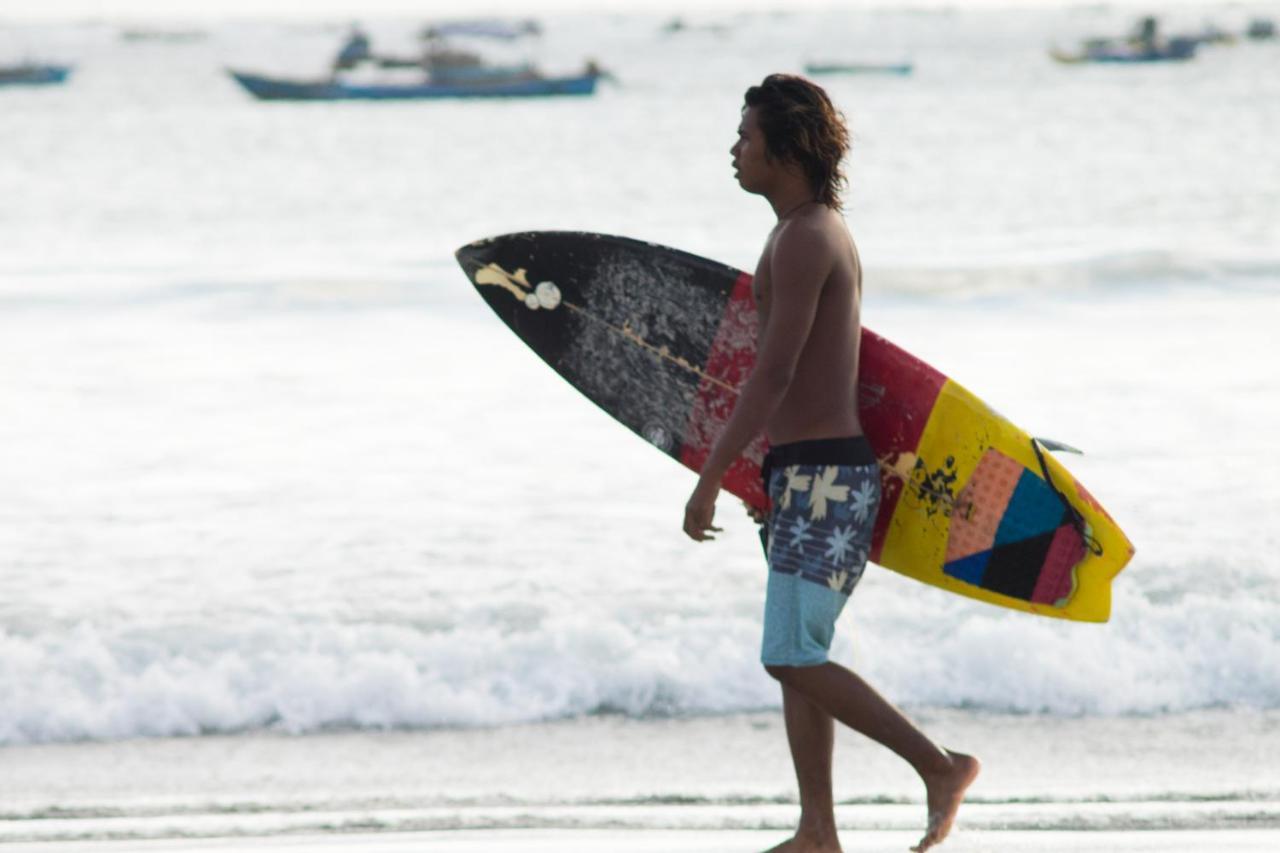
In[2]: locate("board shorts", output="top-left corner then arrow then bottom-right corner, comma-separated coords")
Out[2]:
760,436 -> 881,668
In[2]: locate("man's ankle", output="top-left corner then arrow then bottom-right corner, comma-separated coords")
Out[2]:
915,746 -> 955,779
796,814 -> 838,842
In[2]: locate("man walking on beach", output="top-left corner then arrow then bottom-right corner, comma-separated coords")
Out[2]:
682,74 -> 980,853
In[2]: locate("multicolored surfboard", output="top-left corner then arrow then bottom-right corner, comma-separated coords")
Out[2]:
456,231 -> 1134,622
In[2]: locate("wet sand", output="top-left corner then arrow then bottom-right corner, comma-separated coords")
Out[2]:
6,828 -> 1280,852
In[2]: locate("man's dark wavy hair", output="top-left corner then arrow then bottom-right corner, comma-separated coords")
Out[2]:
744,74 -> 850,210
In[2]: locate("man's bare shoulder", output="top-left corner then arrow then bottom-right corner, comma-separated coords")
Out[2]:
772,209 -> 845,267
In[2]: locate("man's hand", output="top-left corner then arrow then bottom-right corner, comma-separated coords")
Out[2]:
743,499 -> 768,525
683,478 -> 724,542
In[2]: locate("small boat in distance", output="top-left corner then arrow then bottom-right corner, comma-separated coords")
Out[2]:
419,19 -> 541,41
227,68 -> 599,101
120,28 -> 208,43
804,61 -> 913,76
1052,16 -> 1199,64
0,63 -> 73,87
239,17 -> 603,101
1245,18 -> 1276,40
1050,37 -> 1197,64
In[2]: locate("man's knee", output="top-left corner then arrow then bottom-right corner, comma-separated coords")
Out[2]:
765,661 -> 830,685
765,663 -> 800,684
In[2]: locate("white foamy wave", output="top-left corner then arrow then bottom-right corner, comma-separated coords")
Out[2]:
3,578 -> 1279,746
0,613 -> 772,746
849,577 -> 1280,717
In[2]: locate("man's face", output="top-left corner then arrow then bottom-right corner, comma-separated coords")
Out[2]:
731,107 -> 770,194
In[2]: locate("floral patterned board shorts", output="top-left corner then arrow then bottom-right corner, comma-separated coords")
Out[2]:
760,436 -> 881,667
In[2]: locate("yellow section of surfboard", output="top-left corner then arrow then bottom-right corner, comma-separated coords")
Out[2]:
875,376 -> 1132,622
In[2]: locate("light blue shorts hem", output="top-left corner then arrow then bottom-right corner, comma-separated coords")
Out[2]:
760,652 -> 832,668
760,570 -> 849,668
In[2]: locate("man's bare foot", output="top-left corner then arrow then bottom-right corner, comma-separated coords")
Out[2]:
761,832 -> 842,853
910,750 -> 980,852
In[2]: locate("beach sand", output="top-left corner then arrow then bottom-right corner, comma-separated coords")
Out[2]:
5,828 -> 1280,852
3,710 -> 1278,849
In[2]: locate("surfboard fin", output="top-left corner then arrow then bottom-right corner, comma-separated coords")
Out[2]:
1033,437 -> 1084,455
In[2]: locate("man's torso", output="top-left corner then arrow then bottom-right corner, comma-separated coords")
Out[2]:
751,206 -> 864,445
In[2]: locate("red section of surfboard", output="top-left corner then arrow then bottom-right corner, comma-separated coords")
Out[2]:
678,272 -> 948,560
678,273 -> 767,506
857,329 -> 947,560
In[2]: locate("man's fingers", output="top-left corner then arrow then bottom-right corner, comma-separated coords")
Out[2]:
682,512 -> 722,542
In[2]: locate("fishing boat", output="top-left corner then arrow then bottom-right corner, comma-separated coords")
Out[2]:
227,68 -> 598,101
804,61 -> 913,76
0,64 -> 73,86
1246,18 -> 1276,40
419,19 -> 541,40
1053,16 -> 1200,65
231,15 -> 601,102
120,28 -> 208,43
1050,37 -> 1197,64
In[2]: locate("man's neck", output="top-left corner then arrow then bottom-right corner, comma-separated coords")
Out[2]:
767,185 -> 819,221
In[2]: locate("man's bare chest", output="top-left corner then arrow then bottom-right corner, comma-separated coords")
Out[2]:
752,250 -> 773,321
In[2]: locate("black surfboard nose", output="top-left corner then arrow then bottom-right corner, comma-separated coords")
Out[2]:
454,239 -> 486,273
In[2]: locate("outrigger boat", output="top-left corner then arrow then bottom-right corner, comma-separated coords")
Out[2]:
227,68 -> 598,100
0,64 -> 73,86
804,61 -> 913,76
234,16 -> 601,101
1052,16 -> 1200,65
1050,37 -> 1197,64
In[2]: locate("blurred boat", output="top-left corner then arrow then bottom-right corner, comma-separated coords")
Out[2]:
1053,15 -> 1200,65
805,61 -> 913,76
120,28 -> 208,43
1050,37 -> 1198,64
237,15 -> 603,101
419,19 -> 541,40
0,63 -> 73,86
660,17 -> 731,37
325,16 -> 591,87
1246,18 -> 1276,40
227,69 -> 598,100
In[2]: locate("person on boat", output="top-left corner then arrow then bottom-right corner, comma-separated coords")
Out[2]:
333,23 -> 371,72
1133,16 -> 1160,55
581,58 -> 615,82
681,73 -> 980,852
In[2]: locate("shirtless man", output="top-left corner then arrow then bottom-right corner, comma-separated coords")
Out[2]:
682,74 -> 980,853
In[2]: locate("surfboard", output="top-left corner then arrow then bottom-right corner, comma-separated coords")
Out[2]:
456,231 -> 1134,622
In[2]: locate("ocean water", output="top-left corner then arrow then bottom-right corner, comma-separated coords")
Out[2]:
2,3 -> 1280,842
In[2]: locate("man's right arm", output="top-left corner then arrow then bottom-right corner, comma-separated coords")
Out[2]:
696,222 -> 833,484
684,223 -> 833,541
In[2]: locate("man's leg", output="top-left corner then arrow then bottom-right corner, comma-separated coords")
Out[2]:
762,683 -> 841,852
767,662 -> 980,853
